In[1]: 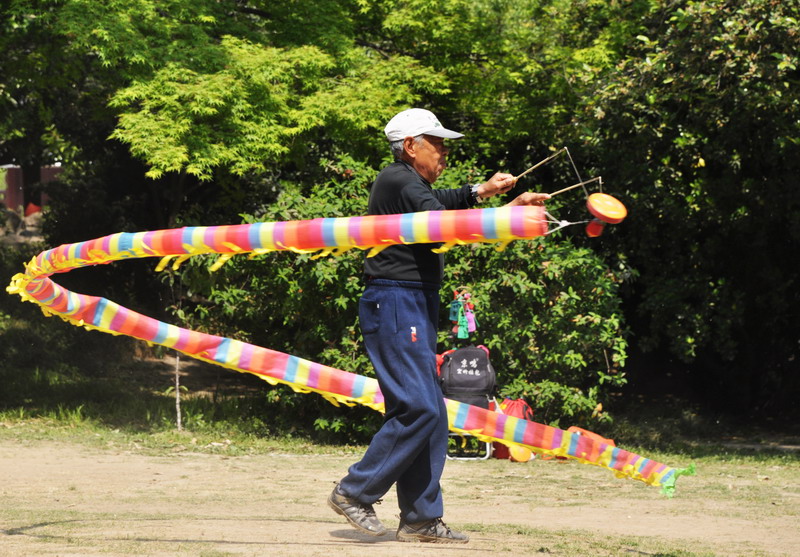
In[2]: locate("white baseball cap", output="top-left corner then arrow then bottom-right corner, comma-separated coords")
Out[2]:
384,108 -> 464,142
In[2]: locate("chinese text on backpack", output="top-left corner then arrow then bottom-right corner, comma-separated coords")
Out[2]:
439,345 -> 496,409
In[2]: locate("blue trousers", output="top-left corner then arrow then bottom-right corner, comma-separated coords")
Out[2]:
339,279 -> 448,523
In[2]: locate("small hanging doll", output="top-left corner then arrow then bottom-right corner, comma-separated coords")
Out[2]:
449,289 -> 478,339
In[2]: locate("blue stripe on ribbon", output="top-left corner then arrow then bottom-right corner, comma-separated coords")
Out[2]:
248,223 -> 263,250
609,446 -> 621,469
481,207 -> 499,240
285,356 -> 299,383
93,298 -> 108,327
153,321 -> 169,344
352,374 -> 366,398
321,219 -> 336,248
117,233 -> 135,254
454,401 -> 470,429
181,227 -> 197,250
568,431 -> 580,456
400,213 -> 415,243
213,337 -> 231,363
513,416 -> 527,443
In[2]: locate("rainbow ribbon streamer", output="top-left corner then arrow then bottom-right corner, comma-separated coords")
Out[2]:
7,206 -> 692,496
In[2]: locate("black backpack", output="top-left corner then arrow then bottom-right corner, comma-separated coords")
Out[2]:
439,345 -> 497,409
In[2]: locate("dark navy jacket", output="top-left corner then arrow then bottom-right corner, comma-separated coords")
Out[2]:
363,161 -> 475,284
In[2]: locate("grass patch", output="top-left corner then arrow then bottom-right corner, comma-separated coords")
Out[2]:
0,415 -> 368,457
464,522 -> 709,556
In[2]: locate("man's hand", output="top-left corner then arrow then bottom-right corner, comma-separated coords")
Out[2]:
506,192 -> 551,207
477,173 -> 517,199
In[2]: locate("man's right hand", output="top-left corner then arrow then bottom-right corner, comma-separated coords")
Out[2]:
477,173 -> 517,200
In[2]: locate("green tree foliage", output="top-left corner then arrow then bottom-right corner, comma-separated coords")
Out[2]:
52,0 -> 445,181
578,0 -> 800,411
2,0 -> 445,228
353,0 -> 656,161
5,0 -> 797,433
1,0 -> 633,430
0,1 -> 117,187
108,38 -> 442,180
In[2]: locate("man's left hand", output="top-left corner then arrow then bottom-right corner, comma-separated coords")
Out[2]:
506,192 -> 551,206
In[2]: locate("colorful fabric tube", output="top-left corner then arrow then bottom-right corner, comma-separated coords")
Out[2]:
22,206 -> 547,275
445,399 -> 693,497
7,206 -> 691,495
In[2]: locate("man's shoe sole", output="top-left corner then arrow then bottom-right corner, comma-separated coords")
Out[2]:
327,495 -> 387,537
396,532 -> 469,544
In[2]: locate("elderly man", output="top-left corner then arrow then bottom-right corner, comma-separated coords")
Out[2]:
329,108 -> 549,543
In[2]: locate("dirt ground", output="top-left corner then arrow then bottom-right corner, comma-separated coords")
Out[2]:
1,435 -> 798,557
4,217 -> 799,555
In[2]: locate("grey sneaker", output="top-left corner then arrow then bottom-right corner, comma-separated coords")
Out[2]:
327,484 -> 387,536
396,518 -> 469,543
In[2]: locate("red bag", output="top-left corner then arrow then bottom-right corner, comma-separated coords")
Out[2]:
501,398 -> 534,420
492,398 -> 534,459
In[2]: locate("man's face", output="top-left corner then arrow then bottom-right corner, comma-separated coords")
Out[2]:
410,135 -> 449,183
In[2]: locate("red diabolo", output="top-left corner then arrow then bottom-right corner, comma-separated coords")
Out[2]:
585,218 -> 606,237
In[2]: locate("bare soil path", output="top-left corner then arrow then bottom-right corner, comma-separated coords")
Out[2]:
1,436 -> 798,556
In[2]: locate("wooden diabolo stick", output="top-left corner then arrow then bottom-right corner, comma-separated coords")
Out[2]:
514,147 -> 567,180
549,176 -> 602,197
